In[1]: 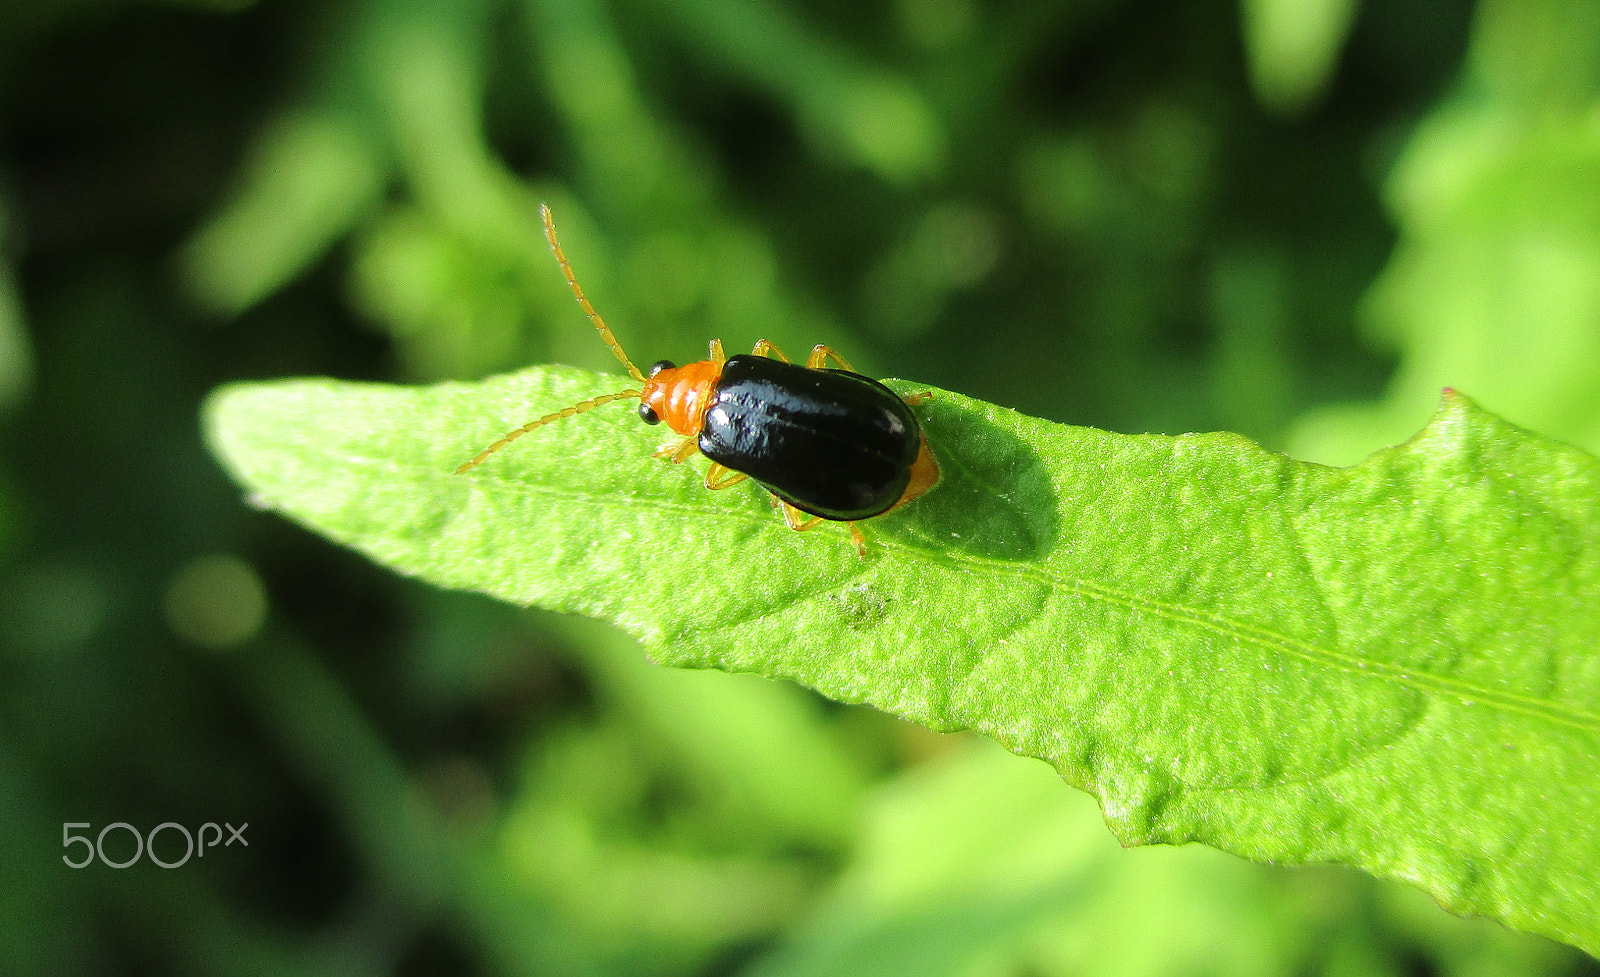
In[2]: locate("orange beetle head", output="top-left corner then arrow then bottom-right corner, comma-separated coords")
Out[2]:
638,358 -> 723,437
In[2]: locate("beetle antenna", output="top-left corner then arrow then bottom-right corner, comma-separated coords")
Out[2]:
541,204 -> 646,384
455,388 -> 642,474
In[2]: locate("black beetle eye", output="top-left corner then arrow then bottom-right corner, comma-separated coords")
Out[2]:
648,359 -> 675,378
638,403 -> 662,425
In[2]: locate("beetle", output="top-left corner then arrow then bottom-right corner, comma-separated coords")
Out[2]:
455,204 -> 939,555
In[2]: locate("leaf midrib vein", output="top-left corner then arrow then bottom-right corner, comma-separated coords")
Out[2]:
893,543 -> 1600,736
353,455 -> 1600,737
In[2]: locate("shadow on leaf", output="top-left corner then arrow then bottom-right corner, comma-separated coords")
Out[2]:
877,398 -> 1057,561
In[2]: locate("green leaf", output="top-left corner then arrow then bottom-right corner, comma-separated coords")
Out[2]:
204,366 -> 1600,955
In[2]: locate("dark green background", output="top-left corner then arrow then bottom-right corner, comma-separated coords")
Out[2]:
3,0 -> 1598,973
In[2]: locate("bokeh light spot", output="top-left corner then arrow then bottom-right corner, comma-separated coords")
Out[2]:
164,554 -> 268,651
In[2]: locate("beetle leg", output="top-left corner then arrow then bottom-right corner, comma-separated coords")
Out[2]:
704,462 -> 748,490
654,437 -> 700,463
846,522 -> 868,557
776,502 -> 870,557
901,391 -> 933,406
778,500 -> 825,532
709,339 -> 727,365
806,344 -> 858,372
750,339 -> 792,363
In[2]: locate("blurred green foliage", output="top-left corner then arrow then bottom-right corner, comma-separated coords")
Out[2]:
1,0 -> 1597,975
